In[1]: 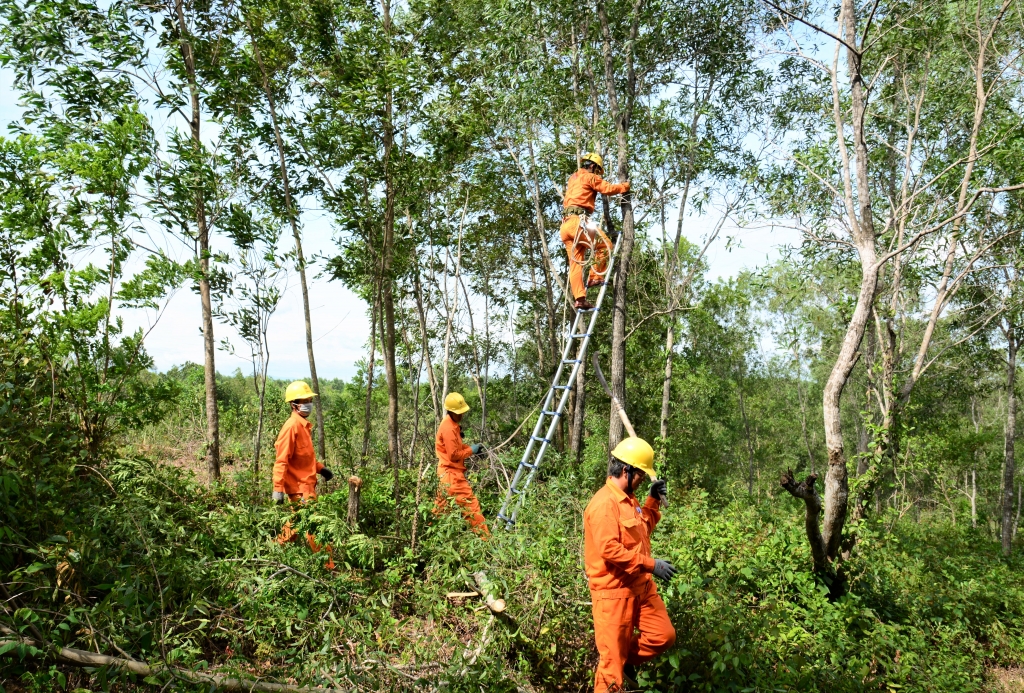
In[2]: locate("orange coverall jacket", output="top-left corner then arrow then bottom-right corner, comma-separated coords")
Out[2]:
563,169 -> 630,214
435,415 -> 473,471
583,478 -> 660,596
273,412 -> 324,498
584,479 -> 674,693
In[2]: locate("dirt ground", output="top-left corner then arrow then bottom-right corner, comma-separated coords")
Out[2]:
989,667 -> 1024,692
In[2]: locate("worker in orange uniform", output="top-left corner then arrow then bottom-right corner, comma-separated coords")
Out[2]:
273,381 -> 336,569
584,437 -> 676,692
560,152 -> 630,311
434,392 -> 489,538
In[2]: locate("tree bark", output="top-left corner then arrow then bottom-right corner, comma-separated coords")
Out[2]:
1002,324 -> 1017,556
784,0 -> 879,569
780,471 -> 827,572
659,325 -> 673,441
247,19 -> 325,459
597,0 -> 641,448
413,266 -> 440,426
172,0 -> 219,482
570,342 -> 586,464
359,294 -> 380,469
379,0 -> 400,516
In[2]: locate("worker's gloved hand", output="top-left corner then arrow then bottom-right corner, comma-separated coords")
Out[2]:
318,468 -> 334,482
622,181 -> 631,192
272,491 -> 285,504
652,559 -> 677,582
649,479 -> 668,504
470,443 -> 483,455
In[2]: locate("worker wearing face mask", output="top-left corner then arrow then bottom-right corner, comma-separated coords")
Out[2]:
273,381 -> 335,568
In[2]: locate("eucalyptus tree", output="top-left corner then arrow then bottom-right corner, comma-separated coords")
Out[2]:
766,0 -> 1024,576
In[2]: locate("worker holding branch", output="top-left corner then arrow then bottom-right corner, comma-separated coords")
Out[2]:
584,437 -> 676,692
273,381 -> 335,569
434,392 -> 490,538
560,152 -> 630,311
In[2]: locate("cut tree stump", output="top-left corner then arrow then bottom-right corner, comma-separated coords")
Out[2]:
347,476 -> 362,528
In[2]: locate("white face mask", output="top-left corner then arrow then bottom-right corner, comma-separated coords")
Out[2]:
296,403 -> 313,416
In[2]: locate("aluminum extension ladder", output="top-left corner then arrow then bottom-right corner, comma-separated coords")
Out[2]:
496,229 -> 623,529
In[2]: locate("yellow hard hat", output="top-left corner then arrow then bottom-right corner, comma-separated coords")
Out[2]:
610,436 -> 656,479
582,152 -> 604,171
284,381 -> 317,402
444,392 -> 471,415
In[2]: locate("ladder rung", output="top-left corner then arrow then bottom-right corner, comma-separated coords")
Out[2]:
571,333 -> 590,338
562,359 -> 581,364
541,410 -> 561,417
497,513 -> 513,524
531,436 -> 552,444
553,385 -> 571,390
520,461 -> 537,470
578,307 -> 598,312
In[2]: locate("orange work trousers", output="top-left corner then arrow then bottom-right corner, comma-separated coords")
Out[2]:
277,493 -> 335,570
434,466 -> 490,538
559,214 -> 612,300
591,579 -> 675,693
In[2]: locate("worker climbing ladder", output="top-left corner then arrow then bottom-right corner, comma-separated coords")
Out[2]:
496,228 -> 623,529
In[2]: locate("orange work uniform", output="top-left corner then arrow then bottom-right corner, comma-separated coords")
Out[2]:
560,170 -> 629,300
434,415 -> 490,537
583,478 -> 675,693
273,412 -> 334,569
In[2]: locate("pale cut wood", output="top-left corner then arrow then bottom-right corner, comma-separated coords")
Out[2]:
472,572 -> 506,613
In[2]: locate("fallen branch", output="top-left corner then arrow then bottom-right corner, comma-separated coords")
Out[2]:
471,572 -> 506,613
0,628 -> 349,693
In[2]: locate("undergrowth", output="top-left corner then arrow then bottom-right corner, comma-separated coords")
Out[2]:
3,441 -> 1024,692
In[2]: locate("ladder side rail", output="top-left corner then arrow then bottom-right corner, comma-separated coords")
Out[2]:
498,313 -> 582,523
502,231 -> 625,527
497,312 -> 583,522
512,283 -> 610,522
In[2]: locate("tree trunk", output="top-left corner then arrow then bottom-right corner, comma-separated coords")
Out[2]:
247,19 -> 325,459
1002,325 -> 1017,556
784,0 -> 879,572
413,266 -> 440,426
360,294 -> 379,468
597,0 -> 639,448
379,0 -> 400,516
659,324 -> 673,442
172,0 -> 219,482
570,342 -> 586,465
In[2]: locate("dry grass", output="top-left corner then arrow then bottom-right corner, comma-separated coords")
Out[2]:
988,667 -> 1024,692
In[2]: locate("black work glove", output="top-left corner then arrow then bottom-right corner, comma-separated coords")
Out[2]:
318,468 -> 334,482
272,491 -> 285,504
648,478 -> 668,504
652,559 -> 677,582
470,443 -> 483,455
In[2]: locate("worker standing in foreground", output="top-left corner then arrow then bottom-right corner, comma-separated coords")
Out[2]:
584,437 -> 676,692
273,381 -> 335,569
434,392 -> 489,538
560,153 -> 630,311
